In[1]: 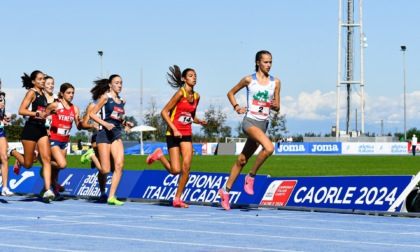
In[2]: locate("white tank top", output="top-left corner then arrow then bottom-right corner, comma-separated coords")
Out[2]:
245,73 -> 275,121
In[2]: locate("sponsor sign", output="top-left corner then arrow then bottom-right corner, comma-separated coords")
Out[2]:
129,170 -> 268,205
307,142 -> 341,154
342,142 -> 408,155
6,166 -> 413,212
276,143 -> 307,154
6,166 -> 142,199
58,168 -> 142,198
257,175 -> 412,211
275,142 -> 342,155
4,167 -> 39,194
260,180 -> 297,206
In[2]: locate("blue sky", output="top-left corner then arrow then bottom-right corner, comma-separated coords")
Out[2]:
1,1 -> 419,137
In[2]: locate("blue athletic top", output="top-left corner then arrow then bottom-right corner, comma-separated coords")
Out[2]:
0,94 -> 5,130
101,93 -> 125,129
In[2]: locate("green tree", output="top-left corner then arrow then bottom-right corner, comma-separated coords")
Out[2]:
192,133 -> 207,142
70,131 -> 88,143
407,127 -> 420,141
235,122 -> 247,138
294,134 -> 304,142
267,112 -> 287,141
220,125 -> 232,139
121,115 -> 138,140
143,98 -> 166,142
5,114 -> 24,141
304,132 -> 321,137
202,104 -> 227,142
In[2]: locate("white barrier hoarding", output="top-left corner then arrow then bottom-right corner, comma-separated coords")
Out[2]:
342,142 -> 408,155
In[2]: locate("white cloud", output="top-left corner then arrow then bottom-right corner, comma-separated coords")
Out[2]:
282,90 -> 337,120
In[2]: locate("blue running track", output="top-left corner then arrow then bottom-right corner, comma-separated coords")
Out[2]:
1,196 -> 420,251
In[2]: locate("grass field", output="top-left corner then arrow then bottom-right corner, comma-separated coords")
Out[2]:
11,154 -> 420,177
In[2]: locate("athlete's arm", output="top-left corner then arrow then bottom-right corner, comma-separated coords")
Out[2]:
73,105 -> 84,131
46,101 -> 58,115
227,75 -> 251,114
270,78 -> 281,112
18,90 -> 37,117
161,90 -> 183,137
81,103 -> 98,130
193,94 -> 207,126
90,94 -> 114,131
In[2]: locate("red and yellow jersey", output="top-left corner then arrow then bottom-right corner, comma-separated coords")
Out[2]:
49,101 -> 75,142
166,88 -> 198,136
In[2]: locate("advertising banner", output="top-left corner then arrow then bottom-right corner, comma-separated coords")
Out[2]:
4,168 -> 39,194
129,170 -> 269,205
342,142 -> 408,155
4,167 -> 413,213
275,142 -> 342,155
257,175 -> 412,211
5,166 -> 142,199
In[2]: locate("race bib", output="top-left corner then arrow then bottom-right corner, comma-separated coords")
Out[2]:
250,100 -> 270,117
178,112 -> 193,125
110,106 -> 124,121
57,125 -> 71,136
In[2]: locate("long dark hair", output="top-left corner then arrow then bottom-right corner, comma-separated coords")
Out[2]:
45,75 -> 54,82
21,70 -> 44,90
255,50 -> 272,72
57,83 -> 75,99
166,65 -> 194,89
90,74 -> 120,100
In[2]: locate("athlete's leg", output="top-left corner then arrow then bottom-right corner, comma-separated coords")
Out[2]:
224,137 -> 259,190
174,142 -> 193,199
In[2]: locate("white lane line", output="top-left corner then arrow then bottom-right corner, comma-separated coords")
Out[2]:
3,218 -> 420,250
0,228 -> 298,252
0,243 -> 85,252
1,209 -> 420,239
114,215 -> 420,237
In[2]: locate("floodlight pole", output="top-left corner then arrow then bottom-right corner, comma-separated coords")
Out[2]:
98,51 -> 103,78
401,45 -> 407,141
336,0 -> 364,138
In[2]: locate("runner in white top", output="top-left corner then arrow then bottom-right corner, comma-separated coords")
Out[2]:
218,50 -> 281,211
245,73 -> 276,121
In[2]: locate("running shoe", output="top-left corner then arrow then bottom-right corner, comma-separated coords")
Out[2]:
146,148 -> 163,165
42,189 -> 55,203
173,198 -> 189,208
6,147 -> 15,158
244,175 -> 255,195
107,196 -> 124,206
39,188 -> 46,197
1,187 -> 13,196
57,183 -> 65,193
99,193 -> 108,203
81,149 -> 94,164
33,150 -> 39,163
13,161 -> 20,175
53,189 -> 64,201
218,188 -> 231,211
